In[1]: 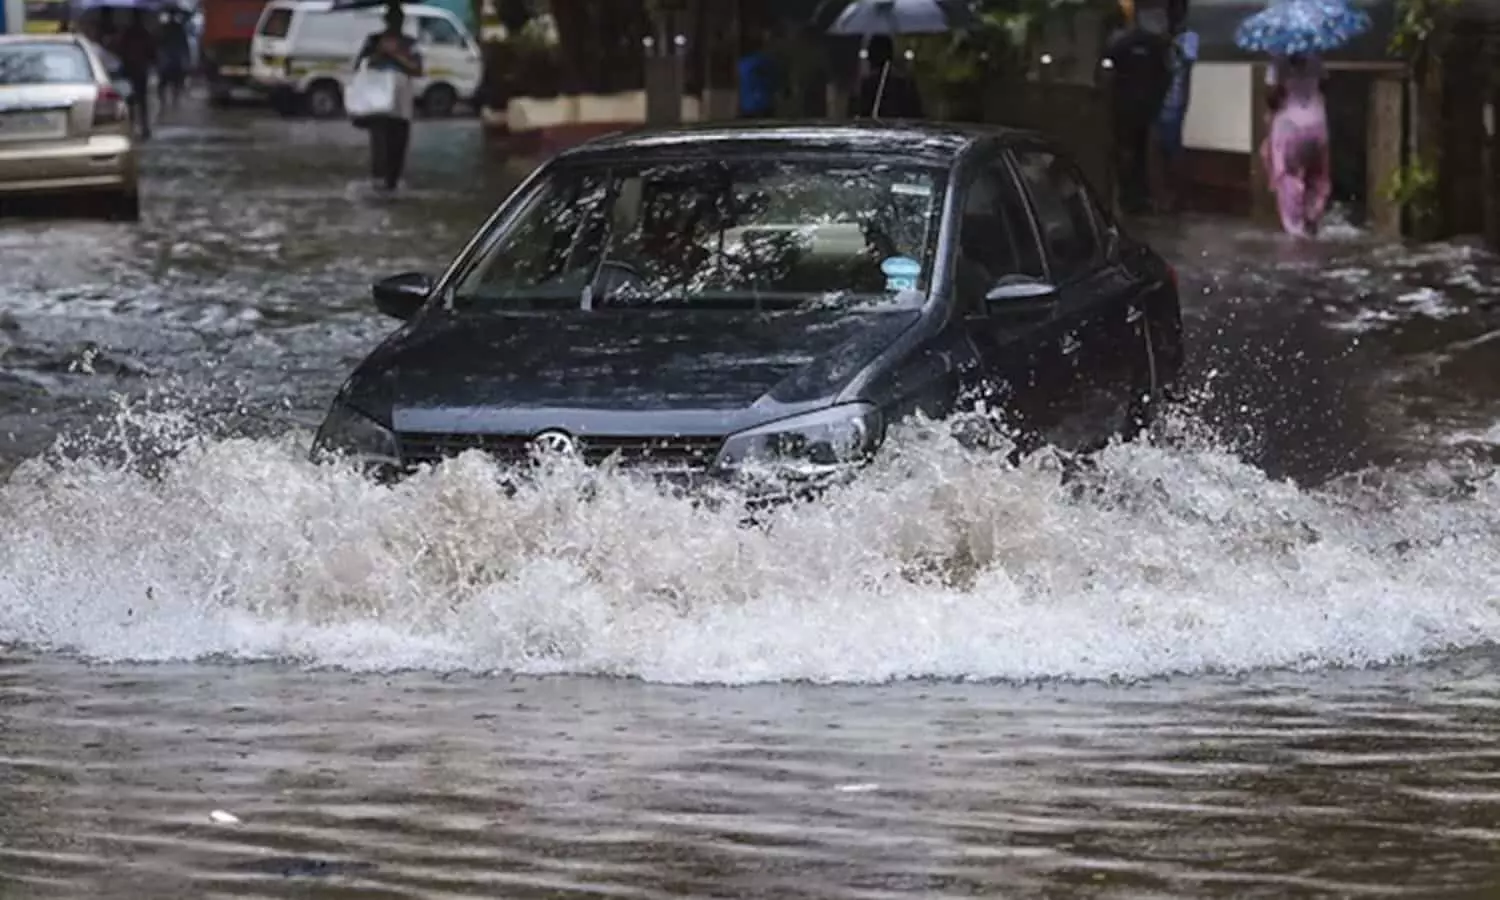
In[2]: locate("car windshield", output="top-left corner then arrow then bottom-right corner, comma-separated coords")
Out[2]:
449,157 -> 947,312
0,43 -> 92,85
258,8 -> 293,36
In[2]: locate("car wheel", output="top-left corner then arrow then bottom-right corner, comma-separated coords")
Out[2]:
1121,317 -> 1164,443
103,190 -> 141,223
421,83 -> 458,118
305,80 -> 344,119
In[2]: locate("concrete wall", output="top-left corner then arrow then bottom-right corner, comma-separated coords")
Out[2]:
1183,62 -> 1255,154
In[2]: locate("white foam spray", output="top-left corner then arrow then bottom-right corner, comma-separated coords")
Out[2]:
2,399 -> 1498,685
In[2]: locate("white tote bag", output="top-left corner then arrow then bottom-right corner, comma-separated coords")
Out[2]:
346,64 -> 400,119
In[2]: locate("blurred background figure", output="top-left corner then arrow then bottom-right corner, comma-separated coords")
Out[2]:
736,26 -> 777,119
1264,52 -> 1330,236
114,8 -> 158,140
354,5 -> 424,194
1233,0 -> 1369,235
157,8 -> 192,113
1156,0 -> 1199,212
848,35 -> 923,119
1102,3 -> 1171,215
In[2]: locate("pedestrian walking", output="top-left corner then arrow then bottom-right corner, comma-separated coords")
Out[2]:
848,35 -> 924,119
114,9 -> 157,140
1262,52 -> 1330,237
353,6 -> 423,194
1156,0 -> 1198,212
736,28 -> 776,119
1232,0 -> 1369,236
1103,11 -> 1171,215
157,9 -> 191,113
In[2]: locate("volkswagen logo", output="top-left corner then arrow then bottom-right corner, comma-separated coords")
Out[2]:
529,429 -> 580,458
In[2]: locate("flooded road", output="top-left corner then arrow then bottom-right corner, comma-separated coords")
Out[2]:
4,104 -> 1500,898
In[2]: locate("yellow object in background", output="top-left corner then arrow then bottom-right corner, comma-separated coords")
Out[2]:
23,0 -> 68,32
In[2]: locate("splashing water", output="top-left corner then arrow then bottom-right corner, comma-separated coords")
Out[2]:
1,396 -> 1498,685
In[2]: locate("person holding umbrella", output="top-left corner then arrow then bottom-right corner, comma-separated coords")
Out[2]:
113,6 -> 158,140
849,35 -> 924,118
825,0 -> 972,119
156,6 -> 191,113
1235,0 -> 1370,237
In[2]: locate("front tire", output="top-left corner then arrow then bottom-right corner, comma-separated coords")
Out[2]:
1121,314 -> 1166,444
421,83 -> 458,118
305,80 -> 344,119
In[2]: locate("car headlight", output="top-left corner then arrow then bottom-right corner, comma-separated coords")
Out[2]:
714,403 -> 883,476
310,403 -> 401,474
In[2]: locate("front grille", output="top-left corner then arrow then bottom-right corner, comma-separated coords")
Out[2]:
397,432 -> 724,471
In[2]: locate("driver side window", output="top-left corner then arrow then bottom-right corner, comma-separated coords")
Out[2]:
1011,150 -> 1102,284
954,162 -> 1045,312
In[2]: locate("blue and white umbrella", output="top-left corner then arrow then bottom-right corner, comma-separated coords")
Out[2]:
1234,0 -> 1372,56
826,0 -> 977,36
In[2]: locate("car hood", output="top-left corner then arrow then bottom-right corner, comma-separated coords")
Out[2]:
350,307 -> 920,432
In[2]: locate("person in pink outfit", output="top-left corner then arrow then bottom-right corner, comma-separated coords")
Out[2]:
1261,53 -> 1331,237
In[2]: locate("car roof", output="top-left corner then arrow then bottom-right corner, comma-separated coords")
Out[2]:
554,120 -> 1048,167
0,34 -> 86,47
268,0 -> 450,13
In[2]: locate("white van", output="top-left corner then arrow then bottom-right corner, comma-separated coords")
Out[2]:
250,0 -> 481,118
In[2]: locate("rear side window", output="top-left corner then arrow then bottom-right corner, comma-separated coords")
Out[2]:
417,14 -> 464,46
258,7 -> 293,37
0,43 -> 93,85
299,12 -> 358,46
1011,150 -> 1101,283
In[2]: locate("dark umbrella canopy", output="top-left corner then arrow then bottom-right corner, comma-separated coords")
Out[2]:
823,0 -> 977,35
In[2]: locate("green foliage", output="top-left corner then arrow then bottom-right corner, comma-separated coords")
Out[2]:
1388,0 -> 1458,60
1383,156 -> 1440,223
906,0 -> 1112,87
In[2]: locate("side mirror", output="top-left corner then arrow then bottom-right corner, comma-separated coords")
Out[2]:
372,271 -> 433,320
983,278 -> 1058,321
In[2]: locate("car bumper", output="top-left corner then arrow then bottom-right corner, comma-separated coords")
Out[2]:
251,69 -> 294,90
0,134 -> 137,196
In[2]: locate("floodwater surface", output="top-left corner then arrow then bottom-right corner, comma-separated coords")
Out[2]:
3,104 -> 1500,899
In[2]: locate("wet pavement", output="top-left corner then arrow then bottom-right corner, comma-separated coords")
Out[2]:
3,101 -> 1500,898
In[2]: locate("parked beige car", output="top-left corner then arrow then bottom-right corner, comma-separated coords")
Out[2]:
0,34 -> 140,220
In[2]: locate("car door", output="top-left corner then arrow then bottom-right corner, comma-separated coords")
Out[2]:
414,12 -> 471,100
949,151 -> 1074,454
1008,146 -> 1142,453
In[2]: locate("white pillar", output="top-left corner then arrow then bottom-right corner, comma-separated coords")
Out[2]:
2,0 -> 25,33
